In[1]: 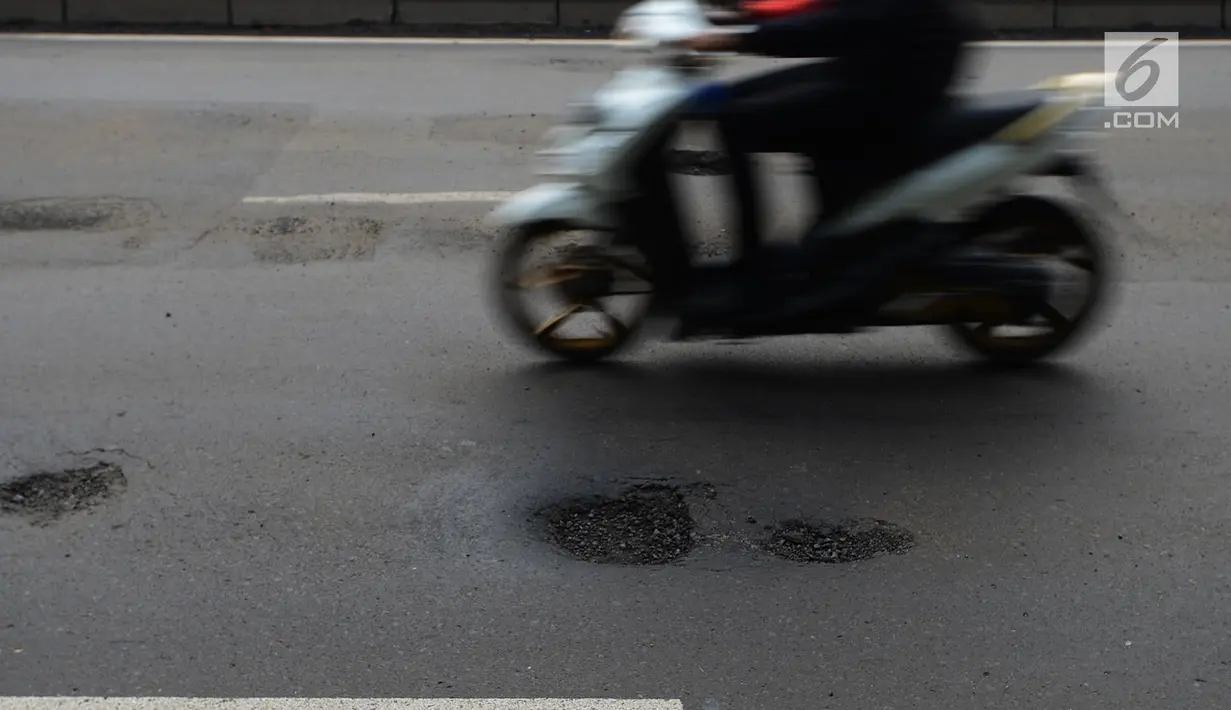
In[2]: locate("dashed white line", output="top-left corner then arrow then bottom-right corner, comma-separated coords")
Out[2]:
0,699 -> 684,710
241,191 -> 515,206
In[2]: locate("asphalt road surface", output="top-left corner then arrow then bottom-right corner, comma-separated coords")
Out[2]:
2,35 -> 1230,710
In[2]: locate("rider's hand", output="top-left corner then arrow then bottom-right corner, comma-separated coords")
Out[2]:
676,31 -> 744,52
705,8 -> 748,25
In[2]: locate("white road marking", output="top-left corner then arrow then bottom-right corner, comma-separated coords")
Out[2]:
241,191 -> 516,206
0,700 -> 683,710
0,33 -> 621,47
2,33 -> 1230,48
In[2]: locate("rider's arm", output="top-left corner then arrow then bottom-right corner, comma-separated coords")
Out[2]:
739,0 -> 905,58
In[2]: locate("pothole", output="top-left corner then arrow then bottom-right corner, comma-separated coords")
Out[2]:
209,214 -> 385,262
536,483 -> 696,565
763,518 -> 914,563
0,462 -> 127,525
0,198 -> 154,232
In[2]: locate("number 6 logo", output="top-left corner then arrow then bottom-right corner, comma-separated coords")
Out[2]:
1116,37 -> 1169,103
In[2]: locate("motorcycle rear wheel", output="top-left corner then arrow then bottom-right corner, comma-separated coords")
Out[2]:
944,195 -> 1109,365
489,221 -> 655,364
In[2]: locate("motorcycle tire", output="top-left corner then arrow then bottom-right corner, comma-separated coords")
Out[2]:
488,220 -> 652,364
943,194 -> 1111,365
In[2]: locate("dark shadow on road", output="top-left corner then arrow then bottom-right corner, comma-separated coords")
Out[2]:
477,353 -> 1119,486
493,355 -> 1108,433
466,353 -> 1125,565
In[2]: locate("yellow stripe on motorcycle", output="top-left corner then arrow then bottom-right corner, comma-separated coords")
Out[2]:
993,102 -> 1082,143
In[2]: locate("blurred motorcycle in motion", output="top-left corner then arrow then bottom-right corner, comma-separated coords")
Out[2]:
486,0 -> 1128,365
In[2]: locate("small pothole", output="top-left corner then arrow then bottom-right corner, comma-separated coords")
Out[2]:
536,483 -> 696,565
763,518 -> 914,563
0,462 -> 127,525
0,198 -> 152,232
213,214 -> 386,262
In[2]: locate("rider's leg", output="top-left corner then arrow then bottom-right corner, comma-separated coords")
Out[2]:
713,62 -> 847,300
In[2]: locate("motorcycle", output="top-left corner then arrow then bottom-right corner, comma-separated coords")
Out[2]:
485,0 -> 1126,365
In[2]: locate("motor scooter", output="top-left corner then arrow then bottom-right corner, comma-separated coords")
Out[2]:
486,0 -> 1126,364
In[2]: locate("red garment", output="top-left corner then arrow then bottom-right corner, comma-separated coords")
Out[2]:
739,0 -> 828,19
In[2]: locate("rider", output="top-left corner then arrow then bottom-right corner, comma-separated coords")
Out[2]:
677,0 -> 983,312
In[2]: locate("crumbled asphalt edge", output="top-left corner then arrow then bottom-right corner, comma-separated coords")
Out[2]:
536,482 -> 706,565
762,518 -> 915,564
0,462 -> 127,526
2,21 -> 1229,39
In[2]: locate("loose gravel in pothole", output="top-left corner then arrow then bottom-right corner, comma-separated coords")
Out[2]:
763,518 -> 914,563
538,484 -> 695,565
0,462 -> 126,524
246,215 -> 384,262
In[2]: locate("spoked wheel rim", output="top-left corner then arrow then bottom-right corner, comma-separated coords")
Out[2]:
496,224 -> 654,360
950,198 -> 1107,361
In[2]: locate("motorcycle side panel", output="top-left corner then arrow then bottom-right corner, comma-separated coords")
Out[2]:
485,182 -> 616,231
826,134 -> 1064,235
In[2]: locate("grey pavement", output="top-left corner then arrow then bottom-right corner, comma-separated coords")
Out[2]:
1,37 -> 1230,710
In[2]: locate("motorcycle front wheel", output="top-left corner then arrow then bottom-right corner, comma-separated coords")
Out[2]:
488,221 -> 656,364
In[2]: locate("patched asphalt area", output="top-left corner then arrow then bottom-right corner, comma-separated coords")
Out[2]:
0,462 -> 126,525
194,213 -> 387,263
762,518 -> 915,564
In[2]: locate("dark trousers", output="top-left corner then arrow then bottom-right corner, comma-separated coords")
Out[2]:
710,61 -> 946,285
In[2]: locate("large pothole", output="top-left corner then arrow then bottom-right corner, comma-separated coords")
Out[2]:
0,462 -> 127,525
537,483 -> 696,565
763,518 -> 915,563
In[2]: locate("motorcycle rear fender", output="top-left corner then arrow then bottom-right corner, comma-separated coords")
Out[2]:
485,182 -> 616,232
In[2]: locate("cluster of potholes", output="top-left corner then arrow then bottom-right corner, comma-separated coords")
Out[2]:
1,457 -> 910,567
535,482 -> 914,566
0,462 -> 127,526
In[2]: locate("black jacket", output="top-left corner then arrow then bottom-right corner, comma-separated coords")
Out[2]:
741,0 -> 983,97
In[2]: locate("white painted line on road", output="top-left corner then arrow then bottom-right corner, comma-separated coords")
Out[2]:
242,192 -> 515,206
3,33 -> 1231,48
0,700 -> 683,710
0,33 -> 625,47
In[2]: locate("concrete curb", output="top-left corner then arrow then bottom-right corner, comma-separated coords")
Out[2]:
3,1 -> 1231,30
